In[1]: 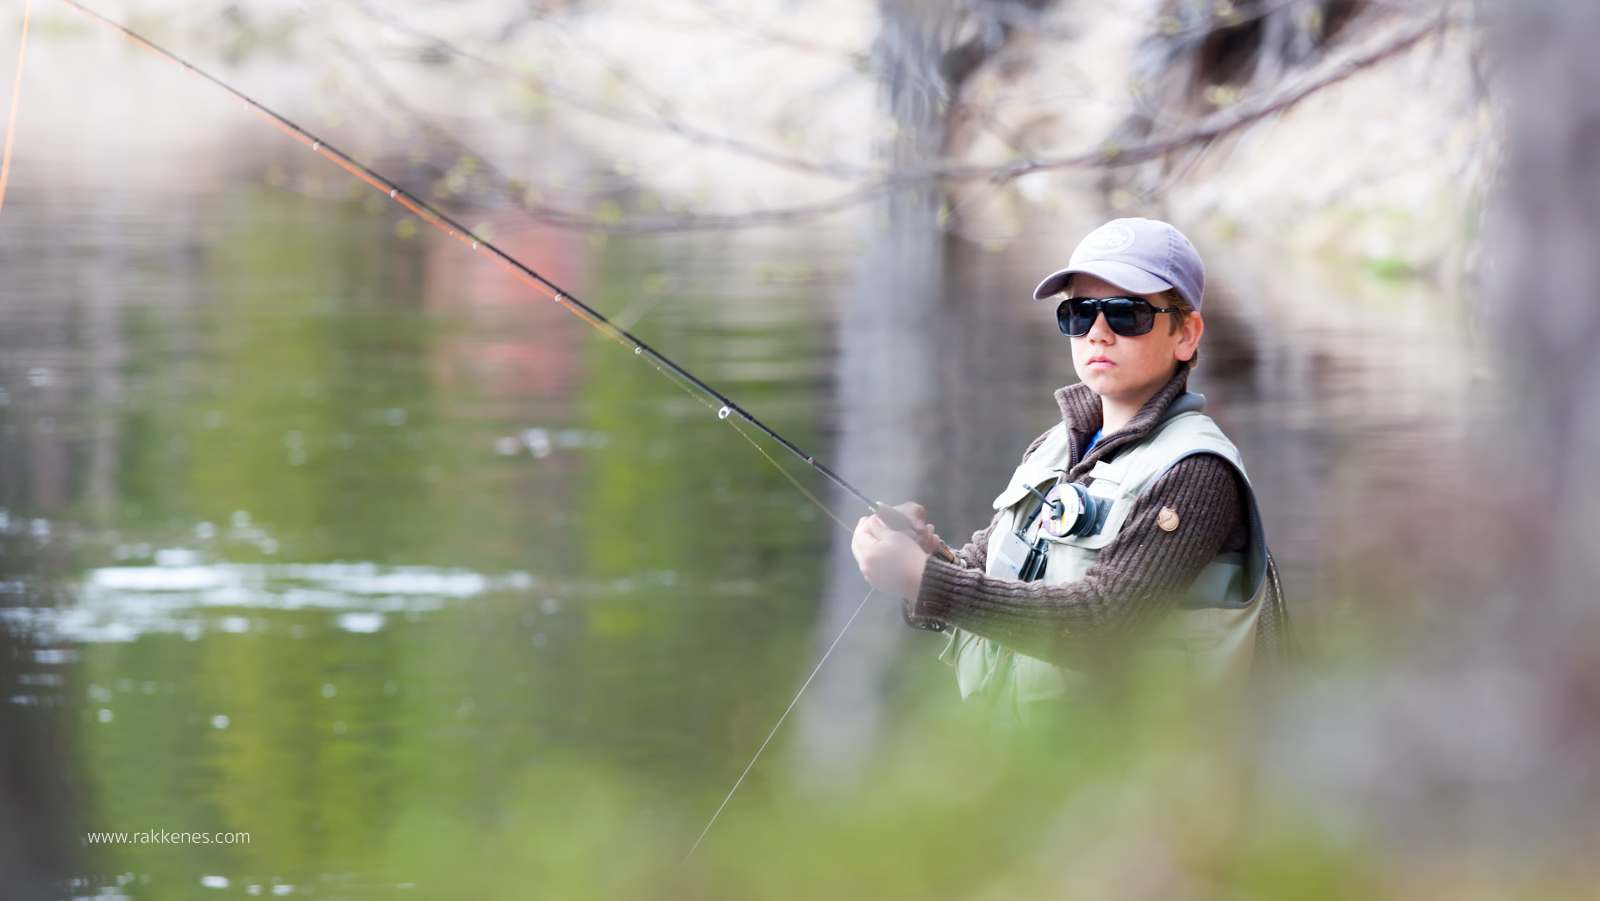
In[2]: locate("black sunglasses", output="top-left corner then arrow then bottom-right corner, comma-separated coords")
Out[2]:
1056,296 -> 1181,338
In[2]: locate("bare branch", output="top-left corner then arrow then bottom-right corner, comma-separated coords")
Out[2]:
494,182 -> 894,233
331,37 -> 894,234
932,12 -> 1453,181
347,0 -> 875,182
682,0 -> 873,69
964,0 -> 1075,39
326,3 -> 1459,233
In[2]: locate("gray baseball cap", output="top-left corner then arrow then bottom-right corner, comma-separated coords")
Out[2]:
1032,218 -> 1205,311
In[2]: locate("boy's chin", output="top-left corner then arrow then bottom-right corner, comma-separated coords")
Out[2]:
1076,372 -> 1117,395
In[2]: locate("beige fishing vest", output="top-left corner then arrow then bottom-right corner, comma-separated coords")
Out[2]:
940,405 -> 1268,716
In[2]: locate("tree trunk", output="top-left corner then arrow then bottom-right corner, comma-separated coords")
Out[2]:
1479,0 -> 1600,831
791,0 -> 958,781
1490,0 -> 1600,641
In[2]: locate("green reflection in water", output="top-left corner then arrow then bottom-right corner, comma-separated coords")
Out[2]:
76,186 -> 845,897
183,188 -> 438,565
108,186 -> 442,564
571,234 -> 833,785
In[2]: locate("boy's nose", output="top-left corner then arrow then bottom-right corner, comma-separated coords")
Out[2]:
1085,311 -> 1116,342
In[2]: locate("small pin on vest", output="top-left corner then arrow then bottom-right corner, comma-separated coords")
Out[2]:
1157,507 -> 1180,531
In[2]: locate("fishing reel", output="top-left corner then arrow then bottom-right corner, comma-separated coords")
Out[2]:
1031,480 -> 1110,540
991,480 -> 1112,583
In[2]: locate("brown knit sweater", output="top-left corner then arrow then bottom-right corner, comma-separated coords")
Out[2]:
914,366 -> 1289,671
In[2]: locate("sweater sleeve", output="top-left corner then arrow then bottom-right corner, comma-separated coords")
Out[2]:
914,453 -> 1247,668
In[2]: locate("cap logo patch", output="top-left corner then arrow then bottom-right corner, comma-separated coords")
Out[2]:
1081,224 -> 1135,255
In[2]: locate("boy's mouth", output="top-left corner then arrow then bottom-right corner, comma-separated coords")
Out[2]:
1086,355 -> 1115,370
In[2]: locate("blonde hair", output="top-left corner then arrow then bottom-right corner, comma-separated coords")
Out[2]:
1161,287 -> 1199,368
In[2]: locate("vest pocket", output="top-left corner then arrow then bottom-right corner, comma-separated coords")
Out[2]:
1176,555 -> 1246,609
1012,653 -> 1082,704
944,628 -> 1002,701
1162,604 -> 1262,686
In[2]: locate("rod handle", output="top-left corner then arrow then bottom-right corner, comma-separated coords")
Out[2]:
873,502 -> 958,564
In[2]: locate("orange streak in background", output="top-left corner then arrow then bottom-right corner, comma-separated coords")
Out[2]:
68,0 -> 632,347
0,0 -> 33,221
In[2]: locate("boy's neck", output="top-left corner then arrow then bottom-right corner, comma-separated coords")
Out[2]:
1099,396 -> 1142,437
1096,365 -> 1184,436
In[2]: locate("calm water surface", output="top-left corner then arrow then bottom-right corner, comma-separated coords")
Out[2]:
0,28 -> 1471,901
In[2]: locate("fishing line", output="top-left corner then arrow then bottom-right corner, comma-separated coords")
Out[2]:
622,333 -> 850,530
724,416 -> 852,532
681,586 -> 875,868
63,5 -> 932,859
58,0 -> 898,530
0,0 -> 32,220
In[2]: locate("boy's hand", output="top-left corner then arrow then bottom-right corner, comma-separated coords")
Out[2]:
851,511 -> 931,600
883,501 -> 941,554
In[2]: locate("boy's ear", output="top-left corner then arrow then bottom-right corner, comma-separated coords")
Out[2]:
1178,312 -> 1204,361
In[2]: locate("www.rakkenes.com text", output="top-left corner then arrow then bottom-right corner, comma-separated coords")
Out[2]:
86,831 -> 249,844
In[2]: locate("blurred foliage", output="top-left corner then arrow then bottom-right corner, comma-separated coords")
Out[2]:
82,620 -> 1399,901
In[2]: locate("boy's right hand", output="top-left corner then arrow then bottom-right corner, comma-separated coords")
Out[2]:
875,502 -> 941,555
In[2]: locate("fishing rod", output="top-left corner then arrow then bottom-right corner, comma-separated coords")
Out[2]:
55,0 -> 954,564
46,1 -> 962,865
0,0 -> 30,220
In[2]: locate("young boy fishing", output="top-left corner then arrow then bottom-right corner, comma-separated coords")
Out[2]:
851,218 -> 1289,715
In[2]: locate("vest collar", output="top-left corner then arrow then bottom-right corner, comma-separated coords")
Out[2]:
1053,364 -> 1193,481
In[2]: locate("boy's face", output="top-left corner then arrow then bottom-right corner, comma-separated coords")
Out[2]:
1067,274 -> 1203,406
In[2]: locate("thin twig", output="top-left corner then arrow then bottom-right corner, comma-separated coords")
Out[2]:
349,0 -> 874,182
330,37 -> 892,234
684,0 -> 872,69
932,13 -> 1450,179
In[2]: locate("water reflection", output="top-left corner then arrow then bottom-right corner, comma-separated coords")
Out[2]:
8,558 -> 545,644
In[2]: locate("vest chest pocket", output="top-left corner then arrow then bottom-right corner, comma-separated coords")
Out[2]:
1042,542 -> 1099,587
1085,460 -> 1123,497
